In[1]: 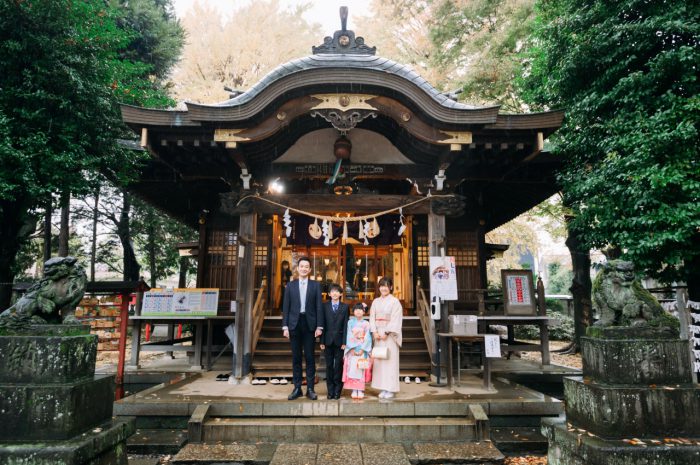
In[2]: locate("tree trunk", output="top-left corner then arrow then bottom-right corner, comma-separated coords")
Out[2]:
0,198 -> 36,310
117,190 -> 140,282
43,201 -> 52,263
58,190 -> 70,257
565,218 -> 592,352
90,188 -> 99,282
147,217 -> 157,288
178,256 -> 190,288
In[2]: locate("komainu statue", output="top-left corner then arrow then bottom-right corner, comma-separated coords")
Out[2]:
592,260 -> 679,336
0,256 -> 87,332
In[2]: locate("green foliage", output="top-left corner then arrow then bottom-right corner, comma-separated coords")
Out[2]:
514,308 -> 574,340
546,261 -> 573,294
430,0 -> 537,110
131,198 -> 197,286
521,0 -> 700,283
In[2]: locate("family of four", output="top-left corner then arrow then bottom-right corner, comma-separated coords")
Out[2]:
282,256 -> 403,400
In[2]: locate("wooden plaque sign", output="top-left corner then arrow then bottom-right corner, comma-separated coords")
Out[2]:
501,269 -> 537,316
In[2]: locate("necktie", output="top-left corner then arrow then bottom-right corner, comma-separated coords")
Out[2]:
300,280 -> 306,313
332,303 -> 338,313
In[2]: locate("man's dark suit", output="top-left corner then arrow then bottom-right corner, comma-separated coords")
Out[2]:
321,300 -> 349,397
282,279 -> 324,390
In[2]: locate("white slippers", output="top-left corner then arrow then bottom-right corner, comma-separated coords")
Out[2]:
279,378 -> 289,385
404,376 -> 411,384
270,378 -> 280,385
415,377 -> 421,384
252,379 -> 267,385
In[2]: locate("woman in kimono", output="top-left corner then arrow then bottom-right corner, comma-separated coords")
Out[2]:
370,277 -> 403,399
343,303 -> 372,399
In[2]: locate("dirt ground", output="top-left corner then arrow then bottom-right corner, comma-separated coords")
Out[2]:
520,340 -> 582,369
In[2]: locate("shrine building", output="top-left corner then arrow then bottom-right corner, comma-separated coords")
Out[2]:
120,10 -> 563,378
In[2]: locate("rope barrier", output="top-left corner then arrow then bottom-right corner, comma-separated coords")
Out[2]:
236,192 -> 454,222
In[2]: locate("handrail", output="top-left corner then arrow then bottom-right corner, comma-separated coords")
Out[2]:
415,280 -> 436,364
251,278 -> 268,353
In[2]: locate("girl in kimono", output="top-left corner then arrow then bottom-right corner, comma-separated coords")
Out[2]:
370,277 -> 403,399
343,303 -> 373,399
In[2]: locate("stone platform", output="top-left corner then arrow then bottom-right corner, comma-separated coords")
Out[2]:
171,441 -> 505,465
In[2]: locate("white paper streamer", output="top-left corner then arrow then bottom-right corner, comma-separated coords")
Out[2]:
283,208 -> 292,237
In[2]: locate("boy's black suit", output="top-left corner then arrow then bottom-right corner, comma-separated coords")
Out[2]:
321,300 -> 349,398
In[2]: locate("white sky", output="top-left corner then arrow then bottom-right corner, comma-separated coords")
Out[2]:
173,0 -> 373,31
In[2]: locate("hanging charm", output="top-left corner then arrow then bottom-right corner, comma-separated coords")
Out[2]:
362,219 -> 370,245
366,218 -> 380,239
283,208 -> 292,237
309,218 -> 322,240
342,221 -> 349,244
397,207 -> 406,236
358,219 -> 365,240
321,219 -> 330,246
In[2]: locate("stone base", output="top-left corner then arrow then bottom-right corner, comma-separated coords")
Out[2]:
0,330 -> 97,383
0,417 -> 135,465
0,375 -> 115,440
581,336 -> 692,385
564,376 -> 700,438
543,418 -> 700,465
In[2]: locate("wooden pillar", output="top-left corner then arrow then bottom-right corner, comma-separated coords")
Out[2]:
233,213 -> 257,378
428,210 -> 448,380
196,214 -> 207,288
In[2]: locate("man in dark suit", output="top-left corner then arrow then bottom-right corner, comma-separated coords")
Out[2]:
282,256 -> 324,400
319,284 -> 349,399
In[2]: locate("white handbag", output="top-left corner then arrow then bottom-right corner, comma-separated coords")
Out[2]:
371,346 -> 389,360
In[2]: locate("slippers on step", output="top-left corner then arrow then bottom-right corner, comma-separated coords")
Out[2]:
279,378 -> 289,385
270,378 -> 280,385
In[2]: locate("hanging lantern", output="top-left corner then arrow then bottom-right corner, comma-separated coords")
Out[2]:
333,135 -> 352,160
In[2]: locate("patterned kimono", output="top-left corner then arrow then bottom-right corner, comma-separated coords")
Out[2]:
342,317 -> 372,390
369,294 -> 403,393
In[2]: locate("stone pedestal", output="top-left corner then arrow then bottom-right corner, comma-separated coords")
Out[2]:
543,328 -> 700,465
0,325 -> 134,465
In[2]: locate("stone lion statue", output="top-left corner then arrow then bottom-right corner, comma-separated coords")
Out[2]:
592,260 -> 678,336
0,256 -> 87,332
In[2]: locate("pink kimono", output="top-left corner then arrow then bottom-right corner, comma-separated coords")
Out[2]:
342,317 -> 373,390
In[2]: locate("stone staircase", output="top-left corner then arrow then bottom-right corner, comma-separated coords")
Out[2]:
184,398 -> 502,463
251,315 -> 432,379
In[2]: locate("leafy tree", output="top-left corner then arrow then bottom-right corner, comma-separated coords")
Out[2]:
131,198 -> 197,288
521,0 -> 700,297
0,0 -> 134,307
430,0 -> 537,110
546,261 -> 573,295
0,0 -> 184,307
172,0 -> 321,103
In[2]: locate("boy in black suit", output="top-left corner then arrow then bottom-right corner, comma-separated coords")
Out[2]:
319,283 -> 349,399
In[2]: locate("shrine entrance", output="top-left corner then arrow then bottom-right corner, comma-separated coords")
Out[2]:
270,215 -> 415,314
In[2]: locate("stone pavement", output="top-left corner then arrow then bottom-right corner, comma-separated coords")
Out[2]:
171,441 -> 504,464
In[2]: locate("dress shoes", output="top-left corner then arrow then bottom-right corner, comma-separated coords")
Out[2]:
287,387 -> 303,400
306,389 -> 318,400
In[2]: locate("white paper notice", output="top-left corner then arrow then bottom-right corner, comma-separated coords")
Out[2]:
484,335 -> 502,358
429,256 -> 458,301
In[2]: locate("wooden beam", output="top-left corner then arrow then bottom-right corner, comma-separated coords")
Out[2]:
523,132 -> 544,162
140,128 -> 148,147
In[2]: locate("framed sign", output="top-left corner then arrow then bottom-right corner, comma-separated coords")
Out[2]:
142,288 -> 219,316
501,269 -> 537,316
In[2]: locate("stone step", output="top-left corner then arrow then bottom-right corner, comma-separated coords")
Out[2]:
201,417 -> 476,443
172,442 -> 504,465
491,426 -> 548,454
199,399 -> 477,418
126,428 -> 188,455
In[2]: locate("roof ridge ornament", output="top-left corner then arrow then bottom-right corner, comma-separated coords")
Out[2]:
312,6 -> 376,56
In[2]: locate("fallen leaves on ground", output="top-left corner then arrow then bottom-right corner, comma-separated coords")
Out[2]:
505,456 -> 547,465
